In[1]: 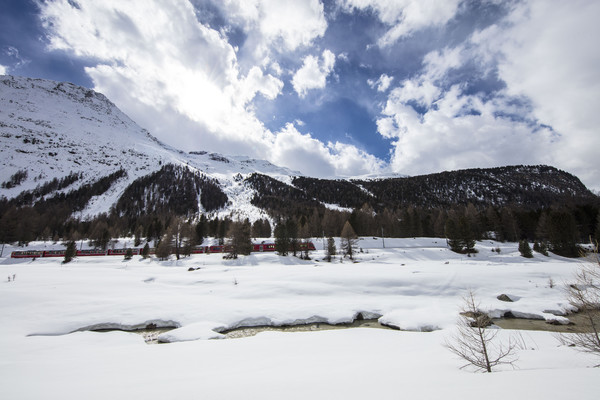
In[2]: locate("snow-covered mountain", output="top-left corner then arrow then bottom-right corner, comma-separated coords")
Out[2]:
0,75 -> 298,220
1,75 -> 596,224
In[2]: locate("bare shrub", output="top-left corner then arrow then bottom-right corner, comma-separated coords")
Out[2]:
445,290 -> 518,372
559,246 -> 600,364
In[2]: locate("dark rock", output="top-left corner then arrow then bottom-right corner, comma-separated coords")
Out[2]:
497,294 -> 514,302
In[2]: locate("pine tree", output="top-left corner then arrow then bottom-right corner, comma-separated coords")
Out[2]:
124,248 -> 134,260
445,217 -> 462,253
547,209 -> 579,257
533,241 -> 548,256
195,215 -> 206,246
63,240 -> 76,264
458,216 -> 476,254
274,221 -> 289,256
141,242 -> 150,259
286,219 -> 299,256
518,240 -> 533,258
225,220 -> 252,259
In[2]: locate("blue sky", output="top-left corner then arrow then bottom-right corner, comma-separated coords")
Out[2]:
1,0 -> 599,190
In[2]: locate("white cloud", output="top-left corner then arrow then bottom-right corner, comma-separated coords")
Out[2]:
339,0 -> 462,46
39,0 -> 381,179
0,65 -> 7,75
271,123 -> 385,177
380,85 -> 555,176
217,0 -> 327,60
270,61 -> 282,76
368,73 -> 394,92
375,0 -> 600,190
482,0 -> 600,189
292,49 -> 336,97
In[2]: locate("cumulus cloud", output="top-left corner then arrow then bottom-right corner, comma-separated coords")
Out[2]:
215,0 -> 327,59
0,64 -> 7,75
368,73 -> 394,92
271,123 -> 385,177
375,0 -> 600,189
39,0 -> 381,178
379,84 -> 555,175
339,0 -> 462,46
478,0 -> 600,189
292,49 -> 336,97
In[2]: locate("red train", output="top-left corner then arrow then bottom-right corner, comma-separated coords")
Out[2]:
10,241 -> 315,258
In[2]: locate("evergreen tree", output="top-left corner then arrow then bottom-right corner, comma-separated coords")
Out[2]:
141,242 -> 150,259
340,221 -> 358,260
225,220 -> 253,259
274,221 -> 289,256
533,241 -> 549,256
547,209 -> 579,257
286,219 -> 299,256
518,240 -> 533,258
458,216 -> 477,254
63,240 -> 76,264
124,248 -> 134,260
445,216 -> 463,253
195,215 -> 206,246
500,208 -> 519,242
446,215 -> 476,254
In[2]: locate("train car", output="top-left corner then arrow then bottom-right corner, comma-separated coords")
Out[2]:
190,247 -> 206,254
77,249 -> 107,256
11,250 -> 43,258
208,245 -> 224,253
42,250 -> 66,257
107,248 -> 140,256
298,241 -> 316,251
253,243 -> 276,252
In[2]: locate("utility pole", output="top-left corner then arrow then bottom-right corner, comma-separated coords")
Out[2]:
381,227 -> 385,248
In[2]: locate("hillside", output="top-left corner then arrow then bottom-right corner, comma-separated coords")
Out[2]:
0,75 -> 297,221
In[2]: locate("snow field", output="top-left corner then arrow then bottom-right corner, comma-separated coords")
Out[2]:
1,237 -> 598,399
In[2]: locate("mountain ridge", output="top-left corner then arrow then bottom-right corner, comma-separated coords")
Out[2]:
1,75 -> 597,225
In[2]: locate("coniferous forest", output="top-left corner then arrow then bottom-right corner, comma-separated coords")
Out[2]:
0,163 -> 598,258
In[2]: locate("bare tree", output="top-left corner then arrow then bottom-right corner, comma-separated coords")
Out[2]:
325,237 -> 336,262
340,221 -> 358,260
559,247 -> 600,364
445,290 -> 517,372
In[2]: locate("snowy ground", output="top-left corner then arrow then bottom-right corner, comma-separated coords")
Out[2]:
1,238 -> 598,399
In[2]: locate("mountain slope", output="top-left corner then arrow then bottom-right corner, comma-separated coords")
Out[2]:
0,75 -> 297,220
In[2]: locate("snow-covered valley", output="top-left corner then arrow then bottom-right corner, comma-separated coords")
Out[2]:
1,237 -> 598,399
